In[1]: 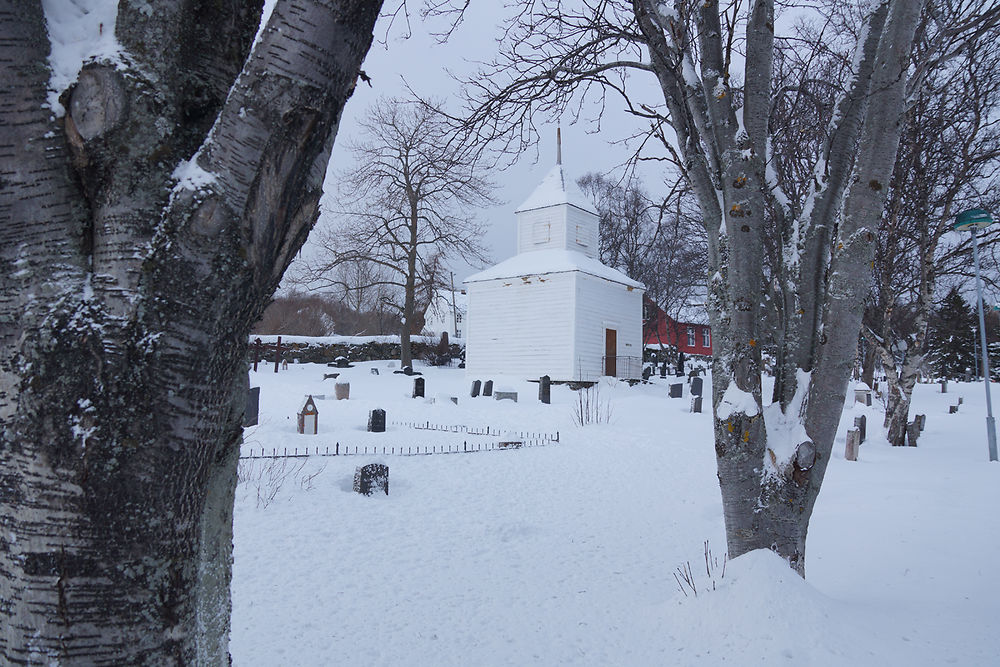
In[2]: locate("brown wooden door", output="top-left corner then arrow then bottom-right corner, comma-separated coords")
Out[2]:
605,328 -> 617,376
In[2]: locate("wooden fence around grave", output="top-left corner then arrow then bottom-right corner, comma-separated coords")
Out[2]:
240,439 -> 551,460
391,421 -> 560,442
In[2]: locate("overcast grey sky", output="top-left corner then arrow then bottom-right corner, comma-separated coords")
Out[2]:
296,3 -> 813,289
297,4 -> 659,287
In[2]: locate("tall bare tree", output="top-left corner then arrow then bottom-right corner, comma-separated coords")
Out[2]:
0,1 -> 380,662
295,97 -> 495,366
437,0 -> 1000,574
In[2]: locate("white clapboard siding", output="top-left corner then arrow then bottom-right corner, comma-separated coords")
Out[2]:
566,206 -> 599,259
517,206 -> 566,254
465,272 -> 577,379
573,273 -> 644,380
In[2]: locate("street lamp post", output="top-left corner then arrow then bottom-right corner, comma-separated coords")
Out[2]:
953,208 -> 997,462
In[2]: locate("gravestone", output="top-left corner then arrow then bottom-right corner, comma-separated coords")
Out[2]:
449,396 -> 459,405
949,405 -> 959,414
940,379 -> 948,393
854,386 -> 872,406
334,382 -> 350,400
691,376 -> 704,397
353,463 -> 389,496
323,373 -> 339,380
690,396 -> 702,413
367,408 -> 386,433
915,414 -> 926,431
958,396 -> 963,405
494,391 -> 517,402
854,414 -> 866,443
403,365 -> 413,375
906,421 -> 920,447
470,379 -> 482,398
335,356 -> 351,368
642,366 -> 651,381
483,380 -> 494,397
669,383 -> 683,398
412,377 -> 425,398
660,363 -> 667,379
845,429 -> 860,461
539,375 -> 551,404
370,368 -> 379,375
243,386 -> 260,427
676,352 -> 686,376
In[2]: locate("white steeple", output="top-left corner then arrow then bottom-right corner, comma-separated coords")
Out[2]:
514,135 -> 600,258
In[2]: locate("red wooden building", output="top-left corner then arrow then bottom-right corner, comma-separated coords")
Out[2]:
643,297 -> 713,356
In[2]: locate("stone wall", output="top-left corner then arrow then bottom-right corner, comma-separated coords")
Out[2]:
250,337 -> 464,365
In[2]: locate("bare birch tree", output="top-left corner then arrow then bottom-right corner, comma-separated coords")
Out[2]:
295,97 -> 495,366
438,0 -> 1000,574
862,32 -> 1000,445
0,1 -> 381,662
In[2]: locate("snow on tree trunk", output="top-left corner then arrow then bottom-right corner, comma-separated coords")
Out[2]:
633,0 -> 926,574
0,1 -> 380,663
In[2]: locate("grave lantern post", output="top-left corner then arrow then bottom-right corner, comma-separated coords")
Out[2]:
953,208 -> 997,462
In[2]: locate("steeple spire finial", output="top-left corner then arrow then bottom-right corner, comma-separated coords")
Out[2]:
557,127 -> 562,165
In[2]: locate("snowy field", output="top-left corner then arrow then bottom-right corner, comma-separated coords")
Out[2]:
230,361 -> 1000,666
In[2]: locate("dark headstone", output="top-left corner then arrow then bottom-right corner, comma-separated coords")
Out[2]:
367,408 -> 386,433
949,405 -> 959,414
412,376 -> 425,398
470,379 -> 482,398
660,363 -> 667,379
940,379 -> 948,393
642,366 -> 652,381
483,380 -> 493,397
676,351 -> 686,376
669,383 -> 683,398
403,365 -> 413,375
690,395 -> 702,413
353,463 -> 389,496
539,375 -> 551,404
243,386 -> 260,427
691,376 -> 704,397
335,356 -> 351,368
906,421 -> 920,447
370,368 -> 379,375
853,414 -> 866,443
323,373 -> 339,380
915,414 -> 925,431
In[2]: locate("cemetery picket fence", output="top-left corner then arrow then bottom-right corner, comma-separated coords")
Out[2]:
241,438 -> 554,460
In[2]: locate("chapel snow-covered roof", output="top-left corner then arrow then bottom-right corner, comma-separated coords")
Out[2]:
514,164 -> 598,215
464,248 -> 644,289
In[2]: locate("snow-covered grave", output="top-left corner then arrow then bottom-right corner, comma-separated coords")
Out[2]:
231,361 -> 1000,665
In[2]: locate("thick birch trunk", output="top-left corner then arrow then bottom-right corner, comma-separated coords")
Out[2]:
636,0 -> 925,575
0,1 -> 380,663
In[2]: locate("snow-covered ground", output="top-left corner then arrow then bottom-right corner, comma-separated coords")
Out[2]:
230,362 -> 1000,666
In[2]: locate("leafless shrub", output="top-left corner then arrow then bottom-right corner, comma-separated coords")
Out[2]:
673,540 -> 728,598
572,382 -> 612,426
237,456 -> 322,509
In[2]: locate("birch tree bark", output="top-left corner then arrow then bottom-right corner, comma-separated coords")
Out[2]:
0,1 -> 380,663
